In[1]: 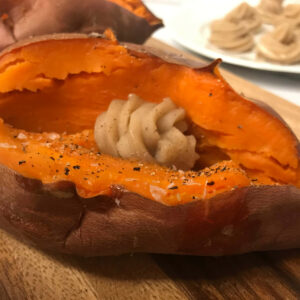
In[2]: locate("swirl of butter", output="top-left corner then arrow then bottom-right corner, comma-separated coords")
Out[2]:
257,0 -> 283,24
280,4 -> 300,38
210,19 -> 254,52
225,2 -> 262,33
283,4 -> 300,21
256,23 -> 300,64
94,94 -> 199,170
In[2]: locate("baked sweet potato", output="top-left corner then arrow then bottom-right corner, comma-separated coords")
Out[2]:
0,0 -> 162,50
0,34 -> 299,256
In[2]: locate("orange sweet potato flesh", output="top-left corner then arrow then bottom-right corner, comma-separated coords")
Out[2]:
0,0 -> 162,50
0,34 -> 299,256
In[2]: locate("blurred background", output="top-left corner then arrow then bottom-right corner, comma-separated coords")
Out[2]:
144,0 -> 300,106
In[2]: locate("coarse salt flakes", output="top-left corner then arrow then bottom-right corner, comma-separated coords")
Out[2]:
184,181 -> 202,186
167,182 -> 175,189
17,133 -> 27,140
149,185 -> 166,202
48,132 -> 60,140
90,163 -> 99,167
41,142 -> 51,148
125,178 -> 137,182
0,143 -> 17,149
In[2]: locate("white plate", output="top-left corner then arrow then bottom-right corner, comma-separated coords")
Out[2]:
166,0 -> 300,74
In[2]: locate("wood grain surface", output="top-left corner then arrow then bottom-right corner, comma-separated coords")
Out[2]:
0,38 -> 299,300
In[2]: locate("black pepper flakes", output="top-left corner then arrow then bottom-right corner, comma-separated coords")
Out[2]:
73,165 -> 80,170
64,167 -> 70,175
133,167 -> 141,171
169,186 -> 178,190
59,155 -> 63,158
209,92 -> 213,97
50,156 -> 55,161
18,160 -> 26,165
237,125 -> 243,129
207,181 -> 215,186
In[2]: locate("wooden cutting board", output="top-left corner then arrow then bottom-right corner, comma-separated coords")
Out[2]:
0,38 -> 299,300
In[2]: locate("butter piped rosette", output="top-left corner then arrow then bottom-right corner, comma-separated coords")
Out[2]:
210,19 -> 254,52
257,23 -> 300,64
225,2 -> 262,33
257,0 -> 283,24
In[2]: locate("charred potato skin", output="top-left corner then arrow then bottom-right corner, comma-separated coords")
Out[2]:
0,35 -> 299,256
0,0 -> 163,50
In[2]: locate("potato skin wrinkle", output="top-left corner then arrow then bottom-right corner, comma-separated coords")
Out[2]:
0,34 -> 299,256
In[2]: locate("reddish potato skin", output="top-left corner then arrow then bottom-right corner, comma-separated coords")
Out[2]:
0,0 -> 162,50
0,34 -> 299,256
0,164 -> 300,256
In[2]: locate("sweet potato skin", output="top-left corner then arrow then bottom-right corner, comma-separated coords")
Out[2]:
0,34 -> 299,256
0,164 -> 300,256
0,0 -> 162,50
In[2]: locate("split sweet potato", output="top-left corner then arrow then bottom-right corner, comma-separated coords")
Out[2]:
0,0 -> 162,50
0,34 -> 299,256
